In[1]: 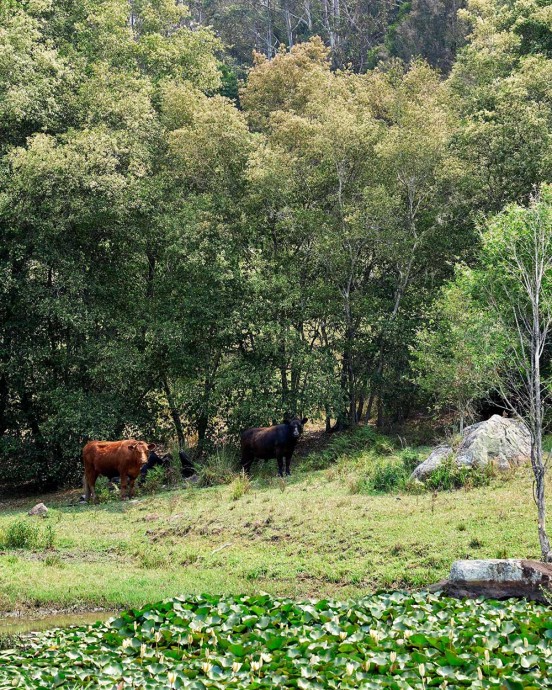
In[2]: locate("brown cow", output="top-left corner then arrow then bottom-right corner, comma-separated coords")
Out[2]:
82,440 -> 156,502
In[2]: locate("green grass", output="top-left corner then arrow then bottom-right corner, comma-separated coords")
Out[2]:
0,455 -> 546,612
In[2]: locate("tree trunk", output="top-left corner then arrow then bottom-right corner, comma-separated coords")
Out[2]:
162,377 -> 186,450
531,309 -> 551,561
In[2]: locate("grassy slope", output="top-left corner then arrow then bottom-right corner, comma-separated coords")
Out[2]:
0,463 -> 546,611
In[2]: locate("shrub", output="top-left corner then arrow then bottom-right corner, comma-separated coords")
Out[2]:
197,447 -> 238,487
303,425 -> 385,470
93,476 -> 117,503
139,466 -> 166,495
373,437 -> 395,456
350,460 -> 408,494
400,448 -> 421,474
371,461 -> 408,492
0,519 -> 56,550
424,457 -> 491,491
1,520 -> 40,549
43,524 -> 56,549
229,471 -> 251,500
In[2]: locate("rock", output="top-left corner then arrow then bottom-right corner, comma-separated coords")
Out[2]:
456,415 -> 530,469
411,415 -> 530,480
185,473 -> 199,484
433,559 -> 552,602
28,503 -> 48,516
411,445 -> 453,480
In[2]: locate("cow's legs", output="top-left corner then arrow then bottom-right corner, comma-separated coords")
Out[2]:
128,476 -> 136,499
285,455 -> 292,476
82,473 -> 90,502
120,472 -> 128,500
277,456 -> 284,478
241,451 -> 254,475
84,468 -> 98,503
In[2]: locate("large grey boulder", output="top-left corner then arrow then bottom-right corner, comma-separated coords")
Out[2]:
433,559 -> 552,602
411,414 -> 530,480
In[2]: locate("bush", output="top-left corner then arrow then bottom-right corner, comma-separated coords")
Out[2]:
349,460 -> 408,494
0,520 -> 40,549
197,447 -> 238,487
424,457 -> 492,491
229,471 -> 251,500
93,476 -> 118,503
303,425 -> 385,470
400,448 -> 421,474
371,461 -> 408,492
139,466 -> 166,495
0,519 -> 56,550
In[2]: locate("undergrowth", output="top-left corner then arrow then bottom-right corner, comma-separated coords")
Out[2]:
0,518 -> 56,550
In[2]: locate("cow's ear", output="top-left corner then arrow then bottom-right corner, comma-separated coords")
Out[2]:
147,443 -> 156,451
128,443 -> 136,450
283,418 -> 290,425
301,417 -> 308,425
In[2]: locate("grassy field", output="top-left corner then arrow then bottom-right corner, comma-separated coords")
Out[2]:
0,446 -> 547,613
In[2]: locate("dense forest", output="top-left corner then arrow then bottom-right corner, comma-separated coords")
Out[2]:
0,0 -> 551,486
188,0 -> 466,73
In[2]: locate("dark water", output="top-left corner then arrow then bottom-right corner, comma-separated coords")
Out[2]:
0,610 -> 118,636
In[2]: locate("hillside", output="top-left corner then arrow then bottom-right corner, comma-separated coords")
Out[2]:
0,460 -> 544,612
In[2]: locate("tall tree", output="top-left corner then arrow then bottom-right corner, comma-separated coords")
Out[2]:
472,188 -> 552,561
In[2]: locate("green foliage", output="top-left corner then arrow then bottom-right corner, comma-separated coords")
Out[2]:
0,518 -> 55,550
424,457 -> 492,491
0,520 -> 40,549
369,460 -> 409,493
1,0 -> 550,494
304,426 -> 380,470
229,470 -> 252,500
399,448 -> 421,474
139,466 -> 167,495
197,448 -> 239,487
450,0 -> 552,212
93,477 -> 118,504
2,593 -> 552,687
412,279 -> 507,432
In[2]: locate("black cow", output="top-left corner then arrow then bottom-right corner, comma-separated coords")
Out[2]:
179,449 -> 196,478
139,450 -> 172,484
241,417 -> 308,477
140,449 -> 196,483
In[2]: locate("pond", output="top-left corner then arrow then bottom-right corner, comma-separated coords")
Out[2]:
0,610 -> 118,637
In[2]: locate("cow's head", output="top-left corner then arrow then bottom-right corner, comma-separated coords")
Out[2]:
128,441 -> 156,465
150,452 -> 172,468
285,417 -> 308,439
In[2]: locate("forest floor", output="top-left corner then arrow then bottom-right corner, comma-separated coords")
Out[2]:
0,454 -> 546,613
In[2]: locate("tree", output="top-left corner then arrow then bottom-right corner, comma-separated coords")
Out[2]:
241,43 -> 470,430
0,0 -> 228,483
469,187 -> 552,561
412,279 -> 506,432
449,0 -> 552,214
